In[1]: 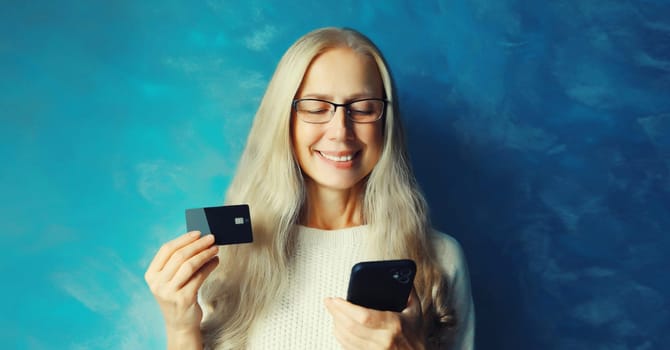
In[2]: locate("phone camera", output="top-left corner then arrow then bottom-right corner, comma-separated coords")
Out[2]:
391,268 -> 411,284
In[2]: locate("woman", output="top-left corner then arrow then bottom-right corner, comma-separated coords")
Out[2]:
145,27 -> 474,349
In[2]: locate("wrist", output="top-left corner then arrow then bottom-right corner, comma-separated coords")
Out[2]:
166,326 -> 202,350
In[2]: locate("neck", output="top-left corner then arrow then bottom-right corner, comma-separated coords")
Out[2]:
301,180 -> 365,230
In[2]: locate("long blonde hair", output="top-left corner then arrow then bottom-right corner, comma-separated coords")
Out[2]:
200,27 -> 452,349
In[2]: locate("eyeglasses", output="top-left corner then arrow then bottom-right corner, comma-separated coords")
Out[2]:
292,98 -> 387,124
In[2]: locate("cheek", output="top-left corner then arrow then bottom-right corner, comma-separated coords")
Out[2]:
292,126 -> 305,149
362,124 -> 384,155
292,122 -> 318,160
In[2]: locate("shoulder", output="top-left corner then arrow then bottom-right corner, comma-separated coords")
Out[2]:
428,230 -> 468,278
428,230 -> 464,255
427,230 -> 476,349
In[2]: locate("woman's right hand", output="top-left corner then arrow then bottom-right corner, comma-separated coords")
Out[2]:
145,231 -> 220,336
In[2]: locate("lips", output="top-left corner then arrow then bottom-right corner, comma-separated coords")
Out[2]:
315,150 -> 361,169
318,151 -> 356,162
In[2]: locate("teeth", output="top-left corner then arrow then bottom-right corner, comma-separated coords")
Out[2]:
319,151 -> 355,162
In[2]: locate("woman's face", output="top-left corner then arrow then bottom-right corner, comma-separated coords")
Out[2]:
292,47 -> 384,192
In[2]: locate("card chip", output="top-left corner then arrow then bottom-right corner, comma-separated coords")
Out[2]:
234,217 -> 244,225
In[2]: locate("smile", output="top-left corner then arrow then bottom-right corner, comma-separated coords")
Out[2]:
317,151 -> 359,162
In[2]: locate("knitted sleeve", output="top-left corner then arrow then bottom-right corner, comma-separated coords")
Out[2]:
428,231 -> 476,350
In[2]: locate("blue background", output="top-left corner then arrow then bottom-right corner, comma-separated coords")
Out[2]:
1,1 -> 669,349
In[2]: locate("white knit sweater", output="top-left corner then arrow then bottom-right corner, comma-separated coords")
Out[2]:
244,225 -> 475,350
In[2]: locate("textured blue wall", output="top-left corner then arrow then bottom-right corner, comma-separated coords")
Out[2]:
1,1 -> 668,349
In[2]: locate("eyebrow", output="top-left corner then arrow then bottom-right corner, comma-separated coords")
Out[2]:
298,92 -> 380,101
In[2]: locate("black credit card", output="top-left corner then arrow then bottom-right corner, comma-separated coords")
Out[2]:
185,204 -> 253,245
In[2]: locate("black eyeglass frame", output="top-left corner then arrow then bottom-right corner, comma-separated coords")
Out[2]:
291,97 -> 388,124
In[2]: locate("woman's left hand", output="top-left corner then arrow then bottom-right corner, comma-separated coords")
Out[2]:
324,288 -> 425,350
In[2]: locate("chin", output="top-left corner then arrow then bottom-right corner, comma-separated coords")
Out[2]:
309,176 -> 366,192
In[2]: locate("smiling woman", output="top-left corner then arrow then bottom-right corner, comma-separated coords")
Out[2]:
292,48 -> 385,206
144,27 -> 474,350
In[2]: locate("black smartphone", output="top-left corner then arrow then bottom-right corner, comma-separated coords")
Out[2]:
346,259 -> 416,312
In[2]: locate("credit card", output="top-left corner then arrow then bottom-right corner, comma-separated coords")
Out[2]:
185,204 -> 253,245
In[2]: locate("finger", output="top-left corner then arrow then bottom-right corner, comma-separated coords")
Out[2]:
330,308 -> 397,350
331,318 -> 370,350
400,287 -> 423,330
160,234 -> 215,281
329,297 -> 410,348
326,299 -> 372,349
325,298 -> 362,333
401,287 -> 422,318
326,298 -> 393,337
170,244 -> 220,288
399,288 -> 424,342
146,231 -> 200,275
326,297 -> 388,328
180,255 -> 220,298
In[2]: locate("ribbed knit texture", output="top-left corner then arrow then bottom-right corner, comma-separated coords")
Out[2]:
245,225 -> 475,350
248,225 -> 372,350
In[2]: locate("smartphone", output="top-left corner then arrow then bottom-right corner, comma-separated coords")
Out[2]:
346,259 -> 416,312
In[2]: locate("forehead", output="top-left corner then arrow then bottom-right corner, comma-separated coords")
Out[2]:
298,47 -> 383,100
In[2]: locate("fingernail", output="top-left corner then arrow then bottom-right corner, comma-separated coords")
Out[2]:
190,231 -> 201,237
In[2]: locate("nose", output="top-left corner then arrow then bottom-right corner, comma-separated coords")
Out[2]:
327,106 -> 354,140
